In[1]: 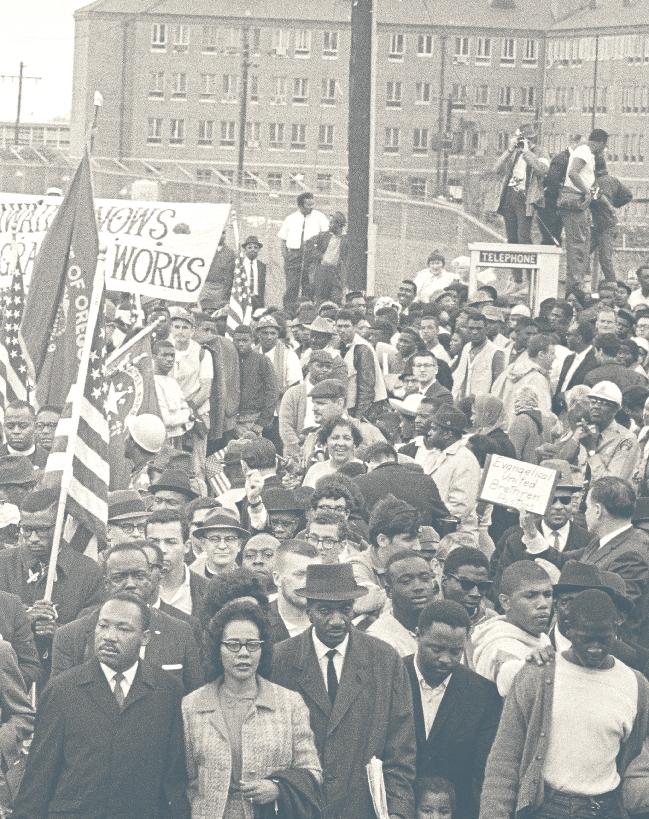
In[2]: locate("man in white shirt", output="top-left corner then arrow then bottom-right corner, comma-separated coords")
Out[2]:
413,252 -> 459,303
559,129 -> 609,289
404,599 -> 502,819
630,266 -> 649,311
145,509 -> 208,617
277,192 -> 329,308
152,340 -> 193,442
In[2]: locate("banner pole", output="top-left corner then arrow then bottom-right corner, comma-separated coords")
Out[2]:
105,315 -> 163,368
43,247 -> 106,602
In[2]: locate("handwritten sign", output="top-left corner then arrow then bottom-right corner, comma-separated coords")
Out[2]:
479,454 -> 558,515
0,194 -> 230,303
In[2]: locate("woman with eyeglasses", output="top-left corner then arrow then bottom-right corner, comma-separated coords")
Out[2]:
182,599 -> 322,819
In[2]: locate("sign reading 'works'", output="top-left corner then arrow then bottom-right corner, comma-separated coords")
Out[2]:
0,195 -> 230,302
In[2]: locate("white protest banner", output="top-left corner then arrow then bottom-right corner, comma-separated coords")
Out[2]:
479,454 -> 559,515
0,194 -> 230,303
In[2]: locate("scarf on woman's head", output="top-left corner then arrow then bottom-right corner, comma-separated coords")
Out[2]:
473,394 -> 508,435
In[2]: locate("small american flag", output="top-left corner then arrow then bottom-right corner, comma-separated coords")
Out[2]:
43,286 -> 109,544
0,251 -> 29,421
226,252 -> 252,334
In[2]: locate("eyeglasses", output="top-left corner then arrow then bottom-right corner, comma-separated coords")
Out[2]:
551,496 -> 574,506
222,639 -> 264,654
148,562 -> 163,571
316,504 -> 347,514
20,525 -> 55,536
306,534 -> 341,549
446,574 -> 493,594
202,535 -> 240,546
114,522 -> 146,535
108,571 -> 150,583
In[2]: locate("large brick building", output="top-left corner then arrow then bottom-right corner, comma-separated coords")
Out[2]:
70,0 -> 649,209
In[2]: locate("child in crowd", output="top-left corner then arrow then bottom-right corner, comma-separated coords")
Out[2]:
416,776 -> 456,819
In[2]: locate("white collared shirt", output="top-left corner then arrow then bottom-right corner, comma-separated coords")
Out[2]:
312,629 -> 349,691
541,521 -> 571,553
100,660 -> 139,699
7,443 -> 35,457
554,624 -> 572,652
414,654 -> 451,737
278,210 -> 329,249
599,523 -> 633,549
558,346 -> 593,393
159,564 -> 193,615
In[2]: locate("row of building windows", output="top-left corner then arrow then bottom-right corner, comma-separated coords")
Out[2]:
446,83 -> 536,111
544,86 -> 649,114
148,23 -> 539,66
148,72 -> 342,105
546,35 -> 649,66
151,24 -> 340,58
147,117 -> 337,150
543,131 -> 646,163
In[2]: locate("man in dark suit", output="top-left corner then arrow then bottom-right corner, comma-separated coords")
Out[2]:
553,321 -> 598,414
519,477 -> 649,645
354,442 -> 450,532
0,489 -> 104,673
268,539 -> 321,644
412,350 -> 453,411
497,481 -> 594,589
12,593 -> 190,819
144,509 -> 208,617
51,544 -> 204,692
405,600 -> 501,819
271,563 -> 416,819
0,401 -> 49,468
0,590 -> 41,689
241,235 -> 267,311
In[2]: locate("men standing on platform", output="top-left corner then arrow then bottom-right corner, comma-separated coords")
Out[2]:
278,193 -> 329,308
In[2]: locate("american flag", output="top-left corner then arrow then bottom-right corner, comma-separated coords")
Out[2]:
43,285 -> 109,543
226,252 -> 252,334
0,254 -> 29,421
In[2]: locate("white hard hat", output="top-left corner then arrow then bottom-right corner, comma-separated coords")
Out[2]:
587,381 -> 623,407
125,414 -> 166,453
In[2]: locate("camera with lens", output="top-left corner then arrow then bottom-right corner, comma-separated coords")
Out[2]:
516,138 -> 526,149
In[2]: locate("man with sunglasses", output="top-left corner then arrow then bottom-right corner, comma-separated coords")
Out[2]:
0,489 -> 104,679
441,546 -> 496,627
498,481 -> 593,577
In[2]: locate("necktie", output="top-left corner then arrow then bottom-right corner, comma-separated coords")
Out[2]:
113,672 -> 125,709
299,215 -> 306,249
326,649 -> 338,705
552,531 -> 561,552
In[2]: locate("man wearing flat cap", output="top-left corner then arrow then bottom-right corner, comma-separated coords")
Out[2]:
107,490 -> 149,549
271,563 -> 416,819
412,407 -> 481,534
241,236 -> 266,310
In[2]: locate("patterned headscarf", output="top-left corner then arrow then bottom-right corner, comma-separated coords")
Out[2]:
472,395 -> 508,435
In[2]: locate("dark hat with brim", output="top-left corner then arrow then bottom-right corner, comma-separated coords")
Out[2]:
599,570 -> 635,613
148,469 -> 199,500
263,488 -> 306,514
296,563 -> 368,601
0,455 -> 37,486
553,560 -> 605,594
193,512 -> 250,539
108,490 -> 149,522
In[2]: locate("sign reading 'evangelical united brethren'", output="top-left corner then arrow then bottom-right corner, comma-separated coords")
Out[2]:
479,454 -> 559,515
0,195 -> 230,302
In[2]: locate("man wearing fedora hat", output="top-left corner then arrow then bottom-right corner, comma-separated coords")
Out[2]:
107,490 -> 149,549
299,316 -> 348,381
148,469 -> 198,516
241,236 -> 266,311
271,563 -> 416,819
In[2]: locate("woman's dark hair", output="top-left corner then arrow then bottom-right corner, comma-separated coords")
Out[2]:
316,417 -> 363,448
204,599 -> 273,683
466,434 -> 499,468
199,567 -> 268,629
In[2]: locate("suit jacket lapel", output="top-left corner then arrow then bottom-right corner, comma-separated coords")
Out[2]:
428,670 -> 461,744
405,656 -> 427,750
78,659 -> 122,718
122,663 -> 155,710
328,632 -> 368,735
295,630 -> 332,719
586,529 -> 628,565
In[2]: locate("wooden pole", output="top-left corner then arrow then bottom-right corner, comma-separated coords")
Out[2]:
43,249 -> 106,601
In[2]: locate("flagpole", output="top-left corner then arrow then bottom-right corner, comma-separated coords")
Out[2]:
44,247 -> 106,602
105,315 -> 163,368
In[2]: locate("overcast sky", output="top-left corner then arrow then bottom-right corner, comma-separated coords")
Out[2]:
0,1 -> 82,123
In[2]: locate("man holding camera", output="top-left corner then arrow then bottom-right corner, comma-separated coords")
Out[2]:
491,131 -> 550,244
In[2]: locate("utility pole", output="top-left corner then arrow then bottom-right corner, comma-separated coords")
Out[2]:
436,37 -> 447,195
236,25 -> 251,207
348,0 -> 373,291
591,34 -> 599,131
1,63 -> 40,145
